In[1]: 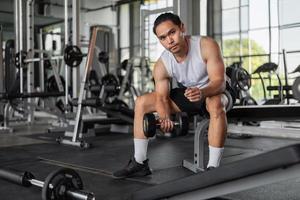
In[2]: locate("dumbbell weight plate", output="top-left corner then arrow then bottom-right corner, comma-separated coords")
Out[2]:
143,113 -> 157,138
174,112 -> 189,136
42,168 -> 83,200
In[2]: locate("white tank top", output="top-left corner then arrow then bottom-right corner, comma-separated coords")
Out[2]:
160,36 -> 208,88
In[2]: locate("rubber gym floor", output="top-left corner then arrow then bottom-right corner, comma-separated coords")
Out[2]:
1,122 -> 300,200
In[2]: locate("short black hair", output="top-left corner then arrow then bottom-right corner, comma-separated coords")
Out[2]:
153,12 -> 182,35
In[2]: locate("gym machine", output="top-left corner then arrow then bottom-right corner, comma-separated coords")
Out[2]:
0,167 -> 95,200
57,27 -> 114,148
227,104 -> 300,139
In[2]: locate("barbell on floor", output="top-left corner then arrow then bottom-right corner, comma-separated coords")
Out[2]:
0,167 -> 95,200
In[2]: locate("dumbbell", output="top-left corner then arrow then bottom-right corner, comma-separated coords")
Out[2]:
0,167 -> 95,200
143,112 -> 189,138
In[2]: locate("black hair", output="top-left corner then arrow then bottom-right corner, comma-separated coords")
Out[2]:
153,12 -> 182,35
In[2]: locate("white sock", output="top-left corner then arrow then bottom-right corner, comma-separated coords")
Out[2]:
207,145 -> 224,168
134,138 -> 149,164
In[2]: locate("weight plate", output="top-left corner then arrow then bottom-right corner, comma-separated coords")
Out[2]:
64,45 -> 83,68
42,168 -> 83,200
174,112 -> 189,136
46,75 -> 65,93
143,113 -> 156,137
236,68 -> 251,91
292,77 -> 300,101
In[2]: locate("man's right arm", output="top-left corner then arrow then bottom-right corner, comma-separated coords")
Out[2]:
153,59 -> 172,121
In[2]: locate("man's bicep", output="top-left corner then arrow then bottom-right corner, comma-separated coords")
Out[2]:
205,40 -> 225,81
155,78 -> 170,97
153,59 -> 170,97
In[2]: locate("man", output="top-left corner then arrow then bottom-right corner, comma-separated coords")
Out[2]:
113,12 -> 228,179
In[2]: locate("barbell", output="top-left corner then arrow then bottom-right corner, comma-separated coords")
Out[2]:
0,167 -> 95,200
15,45 -> 109,68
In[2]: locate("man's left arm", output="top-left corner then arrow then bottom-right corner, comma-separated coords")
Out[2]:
185,37 -> 226,102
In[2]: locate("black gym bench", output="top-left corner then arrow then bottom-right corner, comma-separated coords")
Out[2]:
227,104 -> 300,122
183,104 -> 300,172
131,144 -> 300,200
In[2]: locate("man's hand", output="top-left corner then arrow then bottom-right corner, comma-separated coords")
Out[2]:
184,87 -> 203,102
159,118 -> 174,133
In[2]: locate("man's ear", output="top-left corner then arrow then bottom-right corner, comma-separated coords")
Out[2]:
180,23 -> 186,36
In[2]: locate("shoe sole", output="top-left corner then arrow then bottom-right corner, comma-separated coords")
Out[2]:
112,170 -> 152,179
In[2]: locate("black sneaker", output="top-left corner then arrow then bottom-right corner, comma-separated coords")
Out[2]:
112,157 -> 152,179
207,166 -> 215,171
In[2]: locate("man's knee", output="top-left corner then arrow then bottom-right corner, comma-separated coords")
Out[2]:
135,93 -> 156,111
135,95 -> 146,110
206,95 -> 226,118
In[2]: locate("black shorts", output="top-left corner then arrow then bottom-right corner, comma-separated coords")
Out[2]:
169,82 -> 236,117
170,88 -> 208,117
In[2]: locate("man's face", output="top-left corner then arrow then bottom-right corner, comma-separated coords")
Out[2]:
155,20 -> 185,54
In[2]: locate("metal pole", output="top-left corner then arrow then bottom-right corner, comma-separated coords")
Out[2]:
282,49 -> 290,104
18,0 -> 24,94
26,0 -> 35,123
39,29 -> 45,108
14,0 -> 19,53
72,0 -> 80,100
0,25 -> 4,94
64,0 -> 69,108
39,29 -> 45,92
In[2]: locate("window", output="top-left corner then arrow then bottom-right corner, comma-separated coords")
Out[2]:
211,0 -> 300,101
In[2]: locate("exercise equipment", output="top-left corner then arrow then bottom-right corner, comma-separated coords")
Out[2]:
100,74 -> 120,97
143,112 -> 189,138
253,62 -> 283,104
292,77 -> 300,100
227,104 -> 300,140
0,167 -> 95,200
132,144 -> 300,200
46,75 -> 66,93
64,45 -> 85,68
4,40 -> 17,94
98,51 -> 109,64
15,45 -> 106,69
15,50 -> 64,68
226,62 -> 251,92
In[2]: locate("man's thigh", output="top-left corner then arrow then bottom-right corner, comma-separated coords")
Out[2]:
169,88 -> 208,116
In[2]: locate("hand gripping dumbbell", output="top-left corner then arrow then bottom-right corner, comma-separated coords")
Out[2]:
143,112 -> 189,138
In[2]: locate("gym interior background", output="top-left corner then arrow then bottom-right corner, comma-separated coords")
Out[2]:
0,0 -> 300,199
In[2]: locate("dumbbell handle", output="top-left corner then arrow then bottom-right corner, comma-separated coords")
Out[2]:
155,121 -> 179,126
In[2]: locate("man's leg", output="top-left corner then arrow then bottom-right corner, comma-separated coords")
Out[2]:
113,92 -> 180,178
205,94 -> 227,168
133,92 -> 181,163
133,92 -> 157,164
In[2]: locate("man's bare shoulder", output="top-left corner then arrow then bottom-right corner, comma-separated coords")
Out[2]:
200,36 -> 221,61
200,36 -> 219,49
